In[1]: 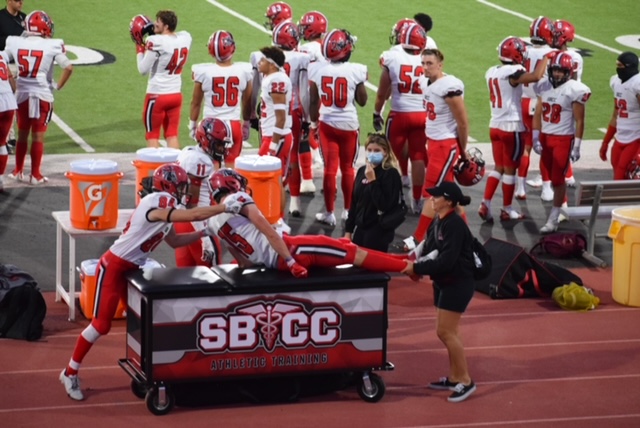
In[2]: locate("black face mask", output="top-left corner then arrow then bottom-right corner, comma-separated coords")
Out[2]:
617,52 -> 639,83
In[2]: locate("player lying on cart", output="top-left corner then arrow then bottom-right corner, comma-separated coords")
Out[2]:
205,169 -> 411,278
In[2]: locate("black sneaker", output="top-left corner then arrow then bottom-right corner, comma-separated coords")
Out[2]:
448,381 -> 476,402
428,377 -> 457,391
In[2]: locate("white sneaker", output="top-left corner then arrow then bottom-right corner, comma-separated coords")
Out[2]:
526,175 -> 543,188
565,176 -> 576,187
288,196 -> 301,217
401,175 -> 411,188
275,218 -> 291,235
341,210 -> 349,221
30,175 -> 49,185
7,170 -> 24,182
300,179 -> 316,194
60,370 -> 84,401
411,198 -> 423,214
539,221 -> 558,234
540,186 -> 554,202
315,211 -> 336,227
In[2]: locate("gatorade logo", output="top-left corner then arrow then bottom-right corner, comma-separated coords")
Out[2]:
78,181 -> 112,217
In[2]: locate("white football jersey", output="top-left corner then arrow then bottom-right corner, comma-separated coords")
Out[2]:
109,192 -> 178,265
177,145 -> 214,205
522,44 -> 553,100
420,74 -> 465,140
206,192 -> 279,268
138,31 -> 192,94
610,73 -> 640,144
299,40 -> 324,63
4,36 -> 71,103
260,71 -> 292,136
566,49 -> 583,82
308,61 -> 368,127
192,61 -> 252,120
379,48 -> 424,112
485,64 -> 526,131
0,52 -> 17,112
537,79 -> 591,135
283,50 -> 310,110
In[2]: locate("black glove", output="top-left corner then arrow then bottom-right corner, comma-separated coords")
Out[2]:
301,122 -> 310,142
373,113 -> 384,132
250,118 -> 260,131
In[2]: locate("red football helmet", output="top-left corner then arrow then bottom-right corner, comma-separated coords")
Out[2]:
130,14 -> 153,45
25,11 -> 54,38
498,36 -> 528,65
548,51 -> 573,87
551,20 -> 575,48
454,148 -> 486,187
207,30 -> 236,62
208,168 -> 248,202
265,2 -> 293,31
195,118 -> 232,163
398,23 -> 427,51
152,164 -> 190,201
322,29 -> 355,62
272,21 -> 300,51
626,152 -> 640,180
298,11 -> 328,41
529,16 -> 554,46
389,18 -> 415,45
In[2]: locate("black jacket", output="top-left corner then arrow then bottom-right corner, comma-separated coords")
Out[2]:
0,8 -> 26,51
413,210 -> 475,284
345,164 -> 402,233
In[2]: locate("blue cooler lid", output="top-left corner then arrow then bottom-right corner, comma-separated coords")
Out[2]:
69,159 -> 119,175
135,147 -> 181,163
235,154 -> 282,172
80,259 -> 99,275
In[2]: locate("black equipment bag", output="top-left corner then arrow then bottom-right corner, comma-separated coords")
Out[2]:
474,238 -> 583,299
0,264 -> 46,341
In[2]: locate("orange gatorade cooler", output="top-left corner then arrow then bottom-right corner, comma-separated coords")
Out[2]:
65,159 -> 123,230
235,154 -> 282,224
79,258 -> 164,320
132,147 -> 181,205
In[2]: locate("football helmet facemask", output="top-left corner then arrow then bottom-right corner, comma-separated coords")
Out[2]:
208,30 -> 236,62
322,29 -> 355,62
209,168 -> 248,203
548,51 -> 573,88
152,164 -> 190,202
26,10 -> 54,38
497,36 -> 528,65
195,118 -> 233,163
298,11 -> 328,41
129,14 -> 153,45
272,21 -> 300,51
264,2 -> 293,31
626,152 -> 640,180
454,147 -> 486,187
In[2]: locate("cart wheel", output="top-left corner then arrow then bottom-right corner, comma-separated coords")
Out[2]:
145,384 -> 175,416
357,372 -> 385,403
130,379 -> 147,399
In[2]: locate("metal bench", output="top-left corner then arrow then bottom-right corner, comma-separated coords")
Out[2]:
560,180 -> 640,267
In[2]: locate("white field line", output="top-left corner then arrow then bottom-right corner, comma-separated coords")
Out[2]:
51,113 -> 94,152
476,0 -> 623,54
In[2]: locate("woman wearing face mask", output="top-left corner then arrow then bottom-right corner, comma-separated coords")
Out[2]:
344,133 -> 402,252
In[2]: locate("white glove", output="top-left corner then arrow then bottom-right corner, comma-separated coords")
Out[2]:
570,138 -> 582,163
188,120 -> 197,141
532,130 -> 542,155
50,81 -> 59,91
418,249 -> 439,263
223,193 -> 245,214
242,120 -> 251,141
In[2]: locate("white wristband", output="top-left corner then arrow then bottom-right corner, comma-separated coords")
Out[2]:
273,127 -> 287,135
310,121 -> 318,129
189,120 -> 197,129
574,138 -> 582,147
273,103 -> 287,111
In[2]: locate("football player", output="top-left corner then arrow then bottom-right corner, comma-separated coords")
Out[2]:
0,50 -> 16,191
135,10 -> 192,149
408,49 -> 469,247
189,30 -> 252,168
600,52 -> 640,179
374,23 -> 428,214
516,16 -> 555,200
60,164 -> 244,401
309,29 -> 368,227
297,10 -> 328,63
270,21 -> 315,217
206,168 -> 411,277
533,52 -> 591,233
479,36 -> 550,222
4,10 -> 73,184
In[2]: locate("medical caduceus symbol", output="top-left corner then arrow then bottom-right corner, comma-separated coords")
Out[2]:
239,303 -> 301,351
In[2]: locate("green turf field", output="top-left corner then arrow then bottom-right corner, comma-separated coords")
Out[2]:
26,0 -> 640,154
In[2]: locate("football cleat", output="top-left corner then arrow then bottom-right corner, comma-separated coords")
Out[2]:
300,179 -> 316,194
478,202 -> 493,223
315,211 -> 336,227
500,209 -> 525,221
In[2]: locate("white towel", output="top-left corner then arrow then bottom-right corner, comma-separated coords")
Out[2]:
28,96 -> 40,119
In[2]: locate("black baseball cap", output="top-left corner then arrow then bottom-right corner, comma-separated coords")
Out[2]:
426,181 -> 464,204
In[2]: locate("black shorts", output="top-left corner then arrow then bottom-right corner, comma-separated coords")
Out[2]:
433,280 -> 475,313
